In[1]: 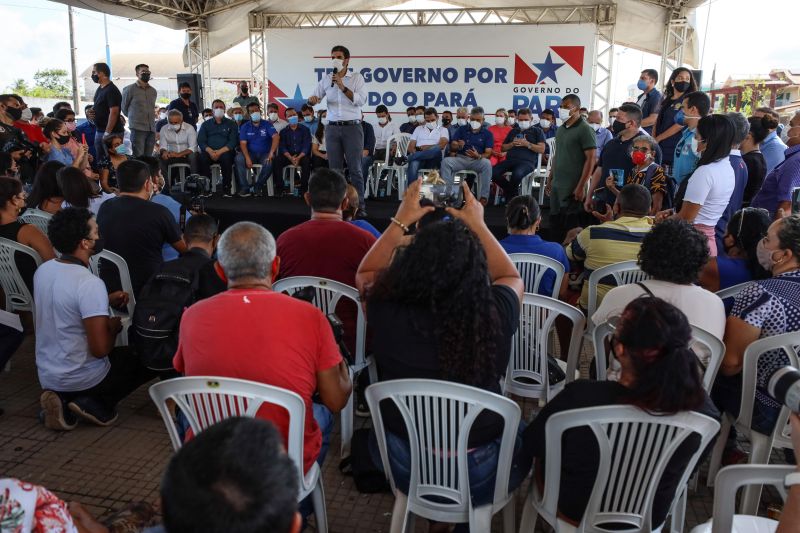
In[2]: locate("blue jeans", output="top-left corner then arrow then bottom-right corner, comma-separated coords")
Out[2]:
406,149 -> 442,184
361,155 -> 374,188
130,129 -> 156,157
234,152 -> 273,192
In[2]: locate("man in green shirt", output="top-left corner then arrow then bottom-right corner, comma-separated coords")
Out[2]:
545,94 -> 597,241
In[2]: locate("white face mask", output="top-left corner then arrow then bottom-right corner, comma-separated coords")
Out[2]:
518,120 -> 531,130
506,117 -> 516,126
332,58 -> 344,72
213,108 -> 225,119
556,118 -> 564,127
321,117 -> 329,126
781,127 -> 790,143
589,122 -> 601,132
690,136 -> 700,156
540,119 -> 551,129
457,118 -> 468,126
495,116 -> 506,125
171,123 -> 181,132
756,239 -> 785,271
407,115 -> 415,123
425,121 -> 437,130
268,112 -> 279,122
378,117 -> 387,125
415,114 -> 425,123
158,112 -> 167,120
469,120 -> 482,130
20,108 -> 32,122
558,107 -> 573,121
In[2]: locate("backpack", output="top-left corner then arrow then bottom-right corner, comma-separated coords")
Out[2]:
132,257 -> 202,371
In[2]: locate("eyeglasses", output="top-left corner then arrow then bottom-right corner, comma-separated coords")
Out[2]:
631,147 -> 651,153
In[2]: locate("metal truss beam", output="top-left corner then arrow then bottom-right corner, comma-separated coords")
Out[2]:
187,18 -> 213,106
104,0 -> 197,19
249,12 -> 268,107
659,7 -> 689,84
591,20 -> 615,115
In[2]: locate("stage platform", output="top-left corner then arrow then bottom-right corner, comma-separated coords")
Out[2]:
202,194 -> 553,240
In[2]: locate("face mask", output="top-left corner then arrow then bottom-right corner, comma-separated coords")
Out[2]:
66,121 -> 77,132
781,127 -> 790,143
495,116 -> 505,125
158,112 -> 167,120
690,136 -> 700,155
507,117 -> 516,126
321,118 -> 329,126
518,120 -> 531,130
637,79 -> 648,91
673,81 -> 691,93
332,58 -> 344,72
6,107 -> 22,121
442,118 -> 451,126
56,134 -> 71,145
555,118 -> 564,127
589,122 -> 601,132
539,119 -> 551,129
558,108 -> 572,121
115,144 -> 128,155
240,86 -> 248,94
288,116 -> 299,125
609,116 -> 617,125
469,120 -> 482,130
140,72 -> 151,82
91,74 -> 100,84
213,108 -> 225,119
611,120 -> 627,136
407,115 -> 415,123
90,236 -> 105,256
425,121 -> 437,130
181,93 -> 191,100
203,116 -> 212,122
756,239 -> 784,271
250,112 -> 261,122
234,113 -> 243,122
20,108 -> 32,122
268,112 -> 279,122
171,124 -> 181,132
631,151 -> 648,165
415,114 -> 424,123
304,115 -> 313,123
457,118 -> 468,126
378,117 -> 387,125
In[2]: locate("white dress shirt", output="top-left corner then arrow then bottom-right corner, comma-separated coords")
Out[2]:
312,70 -> 367,122
375,121 -> 401,150
411,124 -> 449,147
158,123 -> 198,153
270,119 -> 288,133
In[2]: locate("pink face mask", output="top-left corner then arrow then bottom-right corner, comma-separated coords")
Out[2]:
66,121 -> 77,132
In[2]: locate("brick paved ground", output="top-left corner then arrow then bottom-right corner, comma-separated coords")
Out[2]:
0,334 -> 786,532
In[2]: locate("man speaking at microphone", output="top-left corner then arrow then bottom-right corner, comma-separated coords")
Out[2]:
308,45 -> 369,217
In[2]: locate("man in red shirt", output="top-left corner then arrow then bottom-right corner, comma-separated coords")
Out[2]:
174,221 -> 352,476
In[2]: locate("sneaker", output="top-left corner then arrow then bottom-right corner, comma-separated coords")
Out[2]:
67,396 -> 118,426
222,190 -> 233,198
355,396 -> 370,418
40,390 -> 77,431
237,191 -> 252,198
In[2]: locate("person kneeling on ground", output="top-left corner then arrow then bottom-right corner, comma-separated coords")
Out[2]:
36,207 -> 154,430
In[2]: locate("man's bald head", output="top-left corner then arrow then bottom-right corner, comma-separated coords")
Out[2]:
587,110 -> 603,125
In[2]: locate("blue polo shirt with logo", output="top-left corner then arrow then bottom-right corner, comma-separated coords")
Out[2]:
239,120 -> 277,155
452,125 -> 494,156
673,128 -> 699,184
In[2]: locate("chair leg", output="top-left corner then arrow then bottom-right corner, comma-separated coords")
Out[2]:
706,416 -> 732,487
519,487 -> 539,533
311,477 -> 328,533
340,393 -> 354,457
740,432 -> 773,515
670,485 -> 686,533
389,493 -> 411,533
470,506 -> 493,533
368,359 -> 378,385
502,498 -> 516,533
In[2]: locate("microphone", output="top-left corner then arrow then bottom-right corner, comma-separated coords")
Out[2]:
331,67 -> 337,88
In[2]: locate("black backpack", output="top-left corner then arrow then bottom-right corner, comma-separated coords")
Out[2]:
132,258 -> 201,371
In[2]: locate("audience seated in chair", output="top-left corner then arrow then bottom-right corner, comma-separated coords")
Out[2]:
26,161 -> 65,215
157,109 -> 199,181
356,181 -> 525,531
518,296 -> 720,529
58,166 -> 114,216
488,107 -> 512,166
343,184 -> 381,238
311,110 -> 328,170
405,107 -> 449,186
173,221 -> 352,481
234,102 -> 279,198
491,108 -> 546,200
162,213 -> 226,301
197,100 -> 238,197
36,207 -> 153,431
373,104 -> 399,164
441,106 -> 494,204
273,108 -> 312,195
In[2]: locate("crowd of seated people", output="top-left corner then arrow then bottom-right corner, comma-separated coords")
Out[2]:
2,64 -> 800,533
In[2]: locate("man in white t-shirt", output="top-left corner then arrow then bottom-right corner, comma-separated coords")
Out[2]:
34,207 -> 154,430
405,107 -> 449,184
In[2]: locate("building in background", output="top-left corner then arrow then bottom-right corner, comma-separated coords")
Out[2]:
709,69 -> 800,119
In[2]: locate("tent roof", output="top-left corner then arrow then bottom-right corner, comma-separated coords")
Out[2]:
53,0 -> 704,66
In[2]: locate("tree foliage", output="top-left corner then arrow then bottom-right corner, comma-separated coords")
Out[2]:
6,69 -> 72,98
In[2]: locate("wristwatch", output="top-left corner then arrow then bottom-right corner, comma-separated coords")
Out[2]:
786,472 -> 800,488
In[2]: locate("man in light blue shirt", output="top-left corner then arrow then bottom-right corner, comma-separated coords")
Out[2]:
588,110 -> 612,156
755,107 -> 787,174
672,91 -> 710,184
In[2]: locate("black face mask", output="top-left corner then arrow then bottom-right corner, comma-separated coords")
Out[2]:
673,81 -> 690,93
56,134 -> 72,145
181,93 -> 191,100
91,74 -> 100,84
140,72 -> 151,82
611,120 -> 627,136
6,107 -> 22,121
241,87 -> 248,94
442,118 -> 451,126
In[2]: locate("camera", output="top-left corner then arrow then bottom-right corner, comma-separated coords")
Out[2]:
183,174 -> 211,198
768,366 -> 800,413
418,170 -> 464,209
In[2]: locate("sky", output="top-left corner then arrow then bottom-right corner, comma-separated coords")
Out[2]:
1,0 -> 799,108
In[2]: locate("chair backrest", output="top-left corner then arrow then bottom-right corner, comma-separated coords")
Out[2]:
709,464 -> 792,533
538,405 -> 720,532
272,276 -> 366,368
504,293 -> 585,402
149,376 -> 313,493
544,137 -> 557,172
0,237 -> 42,313
383,133 -> 412,166
592,320 -> 725,392
737,330 -> 800,449
20,209 -> 52,235
365,379 -> 520,517
88,249 -> 136,316
586,261 -> 650,321
714,281 -> 750,302
509,253 -> 566,298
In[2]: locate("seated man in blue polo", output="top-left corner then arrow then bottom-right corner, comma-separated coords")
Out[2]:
235,102 -> 279,197
441,106 -> 494,204
405,107 -> 449,185
491,107 -> 545,200
273,107 -> 312,195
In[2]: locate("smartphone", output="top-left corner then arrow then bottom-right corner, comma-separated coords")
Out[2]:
419,175 -> 464,209
81,133 -> 87,144
609,169 -> 625,187
591,190 -> 607,214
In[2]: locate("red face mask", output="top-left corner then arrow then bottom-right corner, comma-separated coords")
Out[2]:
631,151 -> 648,165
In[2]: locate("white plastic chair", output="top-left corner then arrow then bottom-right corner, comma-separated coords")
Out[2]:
691,464 -> 791,533
508,253 -> 565,298
380,133 -> 412,200
592,321 -> 725,391
716,282 -> 751,305
88,249 -> 136,346
454,169 -> 479,197
502,293 -> 585,404
519,405 -> 720,533
520,150 -> 547,205
148,376 -> 328,533
706,331 -> 799,514
20,208 -> 52,235
586,261 -> 651,325
0,237 -> 42,315
167,163 -> 191,191
282,165 -> 301,196
272,276 -> 376,457
365,379 -> 521,533
210,163 -> 222,193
